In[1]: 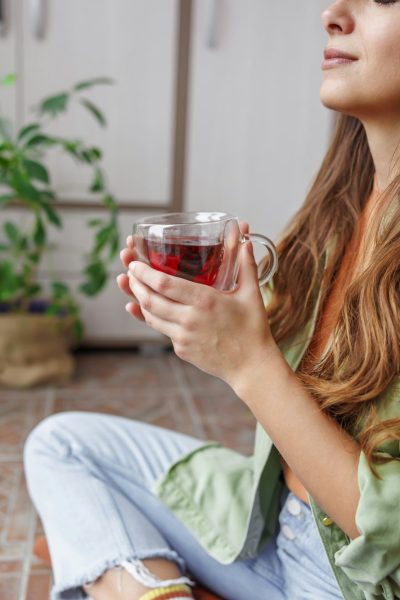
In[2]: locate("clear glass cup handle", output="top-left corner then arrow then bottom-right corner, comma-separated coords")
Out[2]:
242,233 -> 278,286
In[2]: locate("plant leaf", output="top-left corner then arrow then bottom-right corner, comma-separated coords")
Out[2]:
81,146 -> 102,163
83,261 -> 105,279
42,202 -> 62,227
79,98 -> 106,127
25,284 -> 42,299
24,134 -> 58,149
52,281 -> 70,298
40,189 -> 56,201
74,77 -> 114,91
88,218 -> 104,228
45,304 -> 61,316
0,261 -> 20,300
0,139 -> 14,153
1,73 -> 17,87
79,280 -> 104,296
95,224 -> 113,253
17,123 -> 41,143
23,159 -> 50,184
73,318 -> 84,343
89,168 -> 104,192
103,194 -> 117,211
109,230 -> 120,259
62,140 -> 81,158
10,171 -> 42,203
27,251 -> 40,264
38,92 -> 69,116
4,221 -> 20,243
33,217 -> 46,247
18,237 -> 28,252
80,261 -> 107,296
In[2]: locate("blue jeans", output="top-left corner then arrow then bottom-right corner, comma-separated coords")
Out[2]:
23,411 -> 344,600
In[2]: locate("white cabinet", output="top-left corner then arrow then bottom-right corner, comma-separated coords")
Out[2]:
0,0 -> 332,345
0,0 -> 189,344
20,0 -> 180,207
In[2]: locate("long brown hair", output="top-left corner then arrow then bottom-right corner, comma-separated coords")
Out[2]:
266,113 -> 400,475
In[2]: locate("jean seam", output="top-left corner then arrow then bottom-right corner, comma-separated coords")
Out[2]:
247,561 -> 285,590
87,450 -> 156,488
75,449 -> 140,559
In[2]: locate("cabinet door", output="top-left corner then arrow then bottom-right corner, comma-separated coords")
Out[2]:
21,0 -> 180,208
16,0 -> 191,345
185,0 -> 332,241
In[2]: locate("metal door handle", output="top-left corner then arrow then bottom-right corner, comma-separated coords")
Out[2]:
30,0 -> 46,39
0,0 -> 6,37
206,0 -> 223,49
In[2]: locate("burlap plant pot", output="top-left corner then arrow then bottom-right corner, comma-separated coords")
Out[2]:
0,313 -> 77,388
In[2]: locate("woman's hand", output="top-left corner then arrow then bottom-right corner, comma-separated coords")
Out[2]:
117,230 -> 278,392
117,235 -> 146,323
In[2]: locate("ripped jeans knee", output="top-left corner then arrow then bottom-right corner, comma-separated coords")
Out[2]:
84,555 -> 195,594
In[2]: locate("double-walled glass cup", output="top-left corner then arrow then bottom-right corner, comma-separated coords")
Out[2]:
133,212 -> 278,291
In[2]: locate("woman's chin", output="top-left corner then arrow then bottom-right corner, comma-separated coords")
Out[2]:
319,87 -> 359,117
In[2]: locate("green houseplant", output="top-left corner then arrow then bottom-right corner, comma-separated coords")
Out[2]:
0,74 -> 120,387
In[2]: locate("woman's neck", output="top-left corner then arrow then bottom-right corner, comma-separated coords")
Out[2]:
362,119 -> 400,190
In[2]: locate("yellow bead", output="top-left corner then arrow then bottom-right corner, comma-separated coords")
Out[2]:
140,585 -> 192,600
322,516 -> 334,526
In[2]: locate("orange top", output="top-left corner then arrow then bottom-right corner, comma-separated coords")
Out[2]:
281,178 -> 380,503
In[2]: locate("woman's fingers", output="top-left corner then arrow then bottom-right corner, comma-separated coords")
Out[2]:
125,300 -> 146,322
120,235 -> 139,268
116,273 -> 140,303
140,307 -> 181,340
128,261 -> 203,306
239,221 -> 249,235
119,236 -> 144,321
120,248 -> 137,269
128,276 -> 186,323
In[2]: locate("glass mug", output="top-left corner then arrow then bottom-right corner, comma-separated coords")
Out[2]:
132,212 -> 278,291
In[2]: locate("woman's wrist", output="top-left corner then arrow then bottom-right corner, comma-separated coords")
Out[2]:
230,339 -> 291,404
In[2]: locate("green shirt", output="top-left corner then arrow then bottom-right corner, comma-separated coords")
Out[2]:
153,249 -> 400,600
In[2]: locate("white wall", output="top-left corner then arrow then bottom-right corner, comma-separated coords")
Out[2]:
185,0 -> 333,243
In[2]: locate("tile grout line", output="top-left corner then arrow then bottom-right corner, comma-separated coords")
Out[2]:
18,504 -> 36,600
0,454 -> 25,462
44,387 -> 56,419
1,466 -> 20,546
167,356 -> 207,439
19,388 -> 55,600
134,403 -> 174,423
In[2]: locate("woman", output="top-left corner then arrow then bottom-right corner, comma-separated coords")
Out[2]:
24,1 -> 400,599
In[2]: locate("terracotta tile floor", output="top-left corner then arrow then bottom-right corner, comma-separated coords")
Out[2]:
0,349 -> 256,600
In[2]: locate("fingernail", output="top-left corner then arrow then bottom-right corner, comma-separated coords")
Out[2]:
128,261 -> 136,273
125,303 -> 132,313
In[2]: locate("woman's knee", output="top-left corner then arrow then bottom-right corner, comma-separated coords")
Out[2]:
24,411 -> 90,468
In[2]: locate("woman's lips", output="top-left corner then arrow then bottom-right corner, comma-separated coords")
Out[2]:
322,48 -> 358,70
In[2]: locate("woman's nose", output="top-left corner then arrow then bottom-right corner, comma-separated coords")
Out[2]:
322,1 -> 355,35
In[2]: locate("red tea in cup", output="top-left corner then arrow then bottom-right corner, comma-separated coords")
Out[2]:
144,237 -> 224,286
